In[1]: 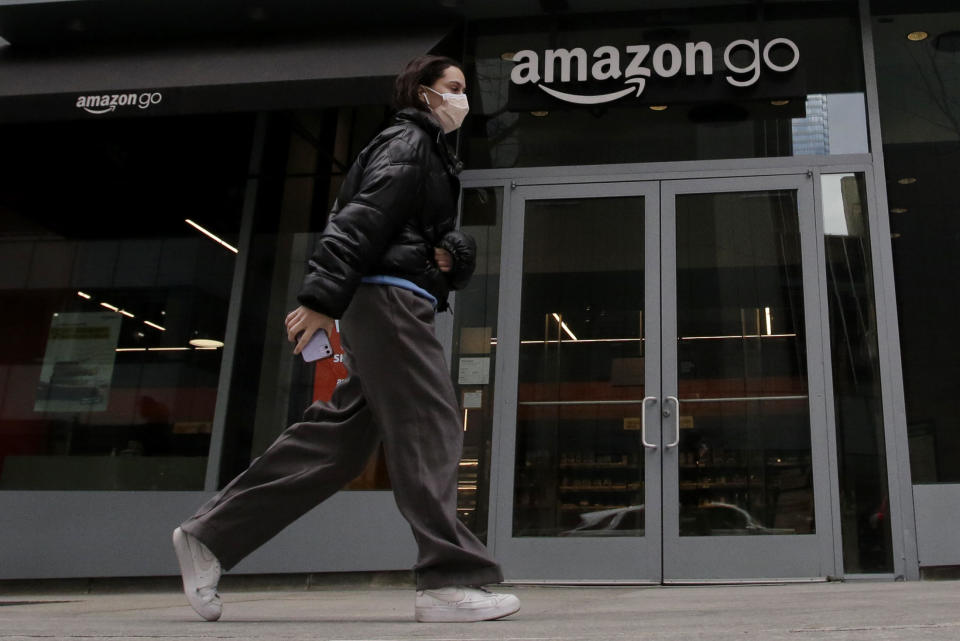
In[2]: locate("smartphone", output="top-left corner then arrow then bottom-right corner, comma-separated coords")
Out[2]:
300,329 -> 333,362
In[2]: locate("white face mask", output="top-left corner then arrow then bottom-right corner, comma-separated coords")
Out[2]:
421,85 -> 470,134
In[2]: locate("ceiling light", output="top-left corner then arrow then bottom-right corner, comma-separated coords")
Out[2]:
907,31 -> 929,42
118,309 -> 135,319
500,52 -> 516,61
530,110 -> 549,117
149,347 -> 190,352
100,302 -> 119,312
77,291 -> 92,299
650,105 -> 668,111
189,338 -> 225,348
891,232 -> 902,238
771,99 -> 790,106
185,219 -> 239,254
144,320 -> 166,331
891,208 -> 908,214
897,177 -> 917,185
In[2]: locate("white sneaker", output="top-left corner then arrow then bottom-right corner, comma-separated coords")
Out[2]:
172,527 -> 222,621
415,586 -> 520,622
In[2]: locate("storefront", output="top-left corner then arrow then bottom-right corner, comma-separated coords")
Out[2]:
0,0 -> 956,583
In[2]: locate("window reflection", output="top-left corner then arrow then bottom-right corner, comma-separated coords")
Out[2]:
821,172 -> 893,572
873,9 -> 960,485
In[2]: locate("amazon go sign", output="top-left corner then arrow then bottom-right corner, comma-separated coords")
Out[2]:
509,37 -> 800,105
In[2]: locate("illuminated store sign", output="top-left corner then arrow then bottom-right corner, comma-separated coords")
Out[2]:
510,37 -> 800,105
75,91 -> 163,115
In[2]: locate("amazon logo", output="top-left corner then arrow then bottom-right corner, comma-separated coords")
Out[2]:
75,91 -> 163,115
509,38 -> 800,105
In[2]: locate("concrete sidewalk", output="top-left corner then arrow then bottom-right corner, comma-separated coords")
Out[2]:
1,580 -> 959,641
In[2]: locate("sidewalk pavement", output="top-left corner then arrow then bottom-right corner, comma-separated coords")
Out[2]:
2,580 -> 959,641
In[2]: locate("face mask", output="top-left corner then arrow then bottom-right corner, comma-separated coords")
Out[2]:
421,85 -> 469,134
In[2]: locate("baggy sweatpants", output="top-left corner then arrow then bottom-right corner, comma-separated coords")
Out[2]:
179,284 -> 503,590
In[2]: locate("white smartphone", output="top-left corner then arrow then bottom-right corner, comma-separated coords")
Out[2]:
300,329 -> 333,362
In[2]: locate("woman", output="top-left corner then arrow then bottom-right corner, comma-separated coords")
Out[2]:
171,56 -> 519,623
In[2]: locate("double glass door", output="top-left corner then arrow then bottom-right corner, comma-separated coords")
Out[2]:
492,176 -> 835,582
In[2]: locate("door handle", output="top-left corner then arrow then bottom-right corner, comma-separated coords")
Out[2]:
665,396 -> 680,448
641,396 -> 657,449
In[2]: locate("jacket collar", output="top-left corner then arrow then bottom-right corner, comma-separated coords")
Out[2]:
394,107 -> 464,176
395,107 -> 444,139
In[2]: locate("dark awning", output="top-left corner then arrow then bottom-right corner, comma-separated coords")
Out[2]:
0,27 -> 450,122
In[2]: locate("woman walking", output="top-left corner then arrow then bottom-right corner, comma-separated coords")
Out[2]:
171,55 -> 519,624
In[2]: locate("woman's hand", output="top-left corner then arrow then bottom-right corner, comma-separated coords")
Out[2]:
285,305 -> 335,355
434,247 -> 453,272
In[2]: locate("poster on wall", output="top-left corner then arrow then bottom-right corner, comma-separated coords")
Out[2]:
34,312 -> 122,413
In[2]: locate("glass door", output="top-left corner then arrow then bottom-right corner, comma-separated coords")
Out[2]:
491,181 -> 662,581
660,176 -> 835,580
491,174 -> 837,582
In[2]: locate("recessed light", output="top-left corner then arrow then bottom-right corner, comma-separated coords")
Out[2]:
650,105 -> 668,111
891,232 -> 902,239
891,208 -> 908,214
897,177 -> 917,185
907,31 -> 929,42
500,52 -> 516,61
771,100 -> 790,106
530,110 -> 549,117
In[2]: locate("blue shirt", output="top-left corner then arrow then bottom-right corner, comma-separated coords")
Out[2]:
360,275 -> 438,309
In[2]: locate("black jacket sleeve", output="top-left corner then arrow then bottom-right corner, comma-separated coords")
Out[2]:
297,135 -> 424,318
439,230 -> 477,291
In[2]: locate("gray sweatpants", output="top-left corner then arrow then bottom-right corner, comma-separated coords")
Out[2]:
180,284 -> 503,590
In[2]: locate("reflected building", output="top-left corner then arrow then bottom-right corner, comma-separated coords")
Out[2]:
792,94 -> 831,156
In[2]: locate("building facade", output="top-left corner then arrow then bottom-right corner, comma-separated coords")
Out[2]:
0,0 -> 957,582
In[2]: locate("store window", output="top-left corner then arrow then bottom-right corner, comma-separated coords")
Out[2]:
464,2 -> 868,168
821,172 -> 893,572
450,186 -> 503,540
213,106 -> 398,489
0,114 -> 255,490
872,5 -> 960,484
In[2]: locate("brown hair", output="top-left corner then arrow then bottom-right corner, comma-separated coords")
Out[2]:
393,55 -> 463,111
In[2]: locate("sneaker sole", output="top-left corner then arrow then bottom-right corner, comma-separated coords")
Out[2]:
415,599 -> 520,623
172,528 -> 222,622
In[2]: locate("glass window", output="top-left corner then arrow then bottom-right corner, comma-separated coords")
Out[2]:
513,196 -> 647,537
450,186 -> 504,541
464,2 -> 868,168
872,7 -> 960,484
675,190 -> 814,536
214,106 -> 397,489
0,114 -> 255,490
821,172 -> 893,572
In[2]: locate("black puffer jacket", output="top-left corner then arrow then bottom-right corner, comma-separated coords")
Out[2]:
297,108 -> 476,318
